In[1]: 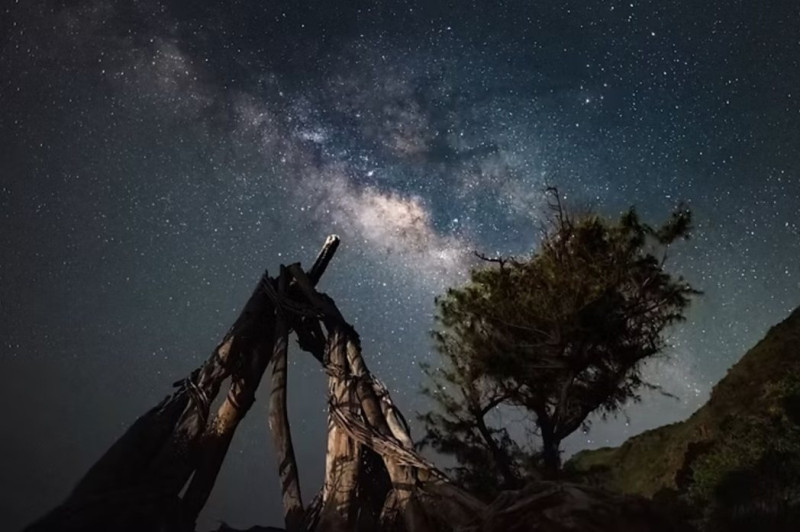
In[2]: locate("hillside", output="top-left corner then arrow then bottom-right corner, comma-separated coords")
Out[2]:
567,306 -> 800,528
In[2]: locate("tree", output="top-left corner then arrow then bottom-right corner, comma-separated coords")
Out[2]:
420,189 -> 699,483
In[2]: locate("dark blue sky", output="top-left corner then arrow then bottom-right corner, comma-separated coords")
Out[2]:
2,1 -> 799,529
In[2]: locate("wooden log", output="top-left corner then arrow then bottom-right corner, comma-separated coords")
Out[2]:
182,236 -> 341,522
63,263 -> 276,505
329,404 -> 485,531
26,264 -> 279,531
318,327 -> 361,531
285,264 -> 458,531
307,234 -> 340,285
181,294 -> 277,520
268,266 -> 304,531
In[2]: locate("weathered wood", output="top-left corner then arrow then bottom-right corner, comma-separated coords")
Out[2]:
318,326 -> 362,531
39,264 -> 278,522
145,266 -> 279,497
183,237 -> 341,523
371,378 -> 415,451
25,261 -> 285,531
67,389 -> 190,501
329,404 -> 485,531
283,260 -> 487,531
29,234 -> 498,532
307,234 -> 340,285
182,297 -> 278,521
285,263 -> 344,323
268,266 -> 304,531
340,336 -> 423,531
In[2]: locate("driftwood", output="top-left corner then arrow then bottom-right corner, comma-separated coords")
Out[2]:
257,259 -> 485,532
268,266 -> 304,531
26,235 -> 492,532
25,237 -> 341,531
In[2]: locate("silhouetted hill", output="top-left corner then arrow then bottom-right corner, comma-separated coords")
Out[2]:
567,307 -> 800,530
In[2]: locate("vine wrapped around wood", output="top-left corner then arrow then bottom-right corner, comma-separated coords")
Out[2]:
26,235 -> 488,532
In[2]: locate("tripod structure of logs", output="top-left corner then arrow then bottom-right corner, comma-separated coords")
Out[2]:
27,236 -> 485,532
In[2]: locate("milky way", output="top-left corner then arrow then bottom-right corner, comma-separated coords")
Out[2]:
2,1 -> 799,529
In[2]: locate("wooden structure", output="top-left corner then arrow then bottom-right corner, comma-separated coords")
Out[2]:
26,236 -> 485,532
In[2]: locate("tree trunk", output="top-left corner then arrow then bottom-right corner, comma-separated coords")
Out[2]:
540,429 -> 561,480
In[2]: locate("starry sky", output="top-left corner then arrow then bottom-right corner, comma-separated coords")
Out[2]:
2,0 -> 799,529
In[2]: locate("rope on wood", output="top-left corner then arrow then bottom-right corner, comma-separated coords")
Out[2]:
371,376 -> 414,449
171,370 -> 211,428
328,400 -> 448,483
260,274 -> 324,320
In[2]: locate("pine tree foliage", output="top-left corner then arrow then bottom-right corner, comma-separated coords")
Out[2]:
421,189 -> 700,483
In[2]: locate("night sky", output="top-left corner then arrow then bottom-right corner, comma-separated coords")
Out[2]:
2,1 -> 799,529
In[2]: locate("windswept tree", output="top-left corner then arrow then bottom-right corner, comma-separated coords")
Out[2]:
420,189 -> 700,486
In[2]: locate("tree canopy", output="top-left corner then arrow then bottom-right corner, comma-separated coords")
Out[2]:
420,190 -> 700,492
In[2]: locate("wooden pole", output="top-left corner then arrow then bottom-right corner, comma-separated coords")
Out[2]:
284,262 -> 486,531
318,326 -> 362,531
181,285 -> 277,520
268,266 -> 304,531
183,237 -> 341,523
